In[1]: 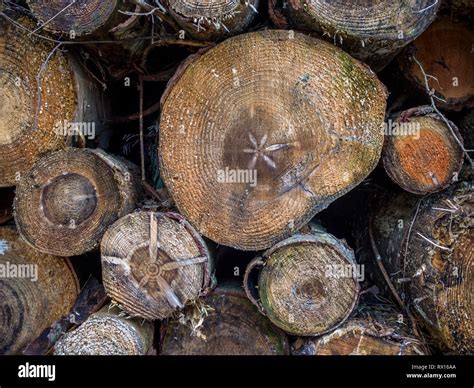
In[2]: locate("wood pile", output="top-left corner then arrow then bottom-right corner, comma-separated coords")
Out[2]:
0,0 -> 472,356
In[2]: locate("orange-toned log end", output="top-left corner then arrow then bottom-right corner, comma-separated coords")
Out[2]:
292,314 -> 428,355
247,230 -> 360,336
159,30 -> 387,250
159,285 -> 289,355
401,17 -> 474,111
0,227 -> 79,355
101,211 -> 213,321
383,114 -> 464,195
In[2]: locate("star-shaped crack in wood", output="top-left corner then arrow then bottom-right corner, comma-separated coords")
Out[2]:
104,213 -> 208,311
243,132 -> 289,170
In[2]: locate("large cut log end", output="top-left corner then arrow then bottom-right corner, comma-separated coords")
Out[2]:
159,30 -> 387,250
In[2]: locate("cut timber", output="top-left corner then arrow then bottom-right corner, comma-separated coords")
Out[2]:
159,30 -> 387,250
101,211 -> 213,321
54,305 -> 154,355
14,148 -> 141,257
292,305 -> 428,355
165,0 -> 259,40
458,109 -> 474,150
269,0 -> 439,71
382,106 -> 464,195
399,17 -> 474,111
0,16 -> 108,187
244,229 -> 360,336
372,181 -> 473,354
160,285 -> 289,355
0,227 -> 79,355
26,0 -> 132,37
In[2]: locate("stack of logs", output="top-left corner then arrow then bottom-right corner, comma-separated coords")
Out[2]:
0,0 -> 472,356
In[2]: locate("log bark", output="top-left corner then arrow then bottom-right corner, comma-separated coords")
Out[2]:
372,181 -> 473,354
159,284 -> 289,355
164,0 -> 259,40
382,106 -> 464,195
54,305 -> 154,355
0,16 -> 108,187
292,304 -> 428,355
268,0 -> 439,72
0,227 -> 79,355
101,211 -> 214,321
398,17 -> 474,111
244,227 -> 360,336
14,148 -> 142,256
159,30 -> 387,251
